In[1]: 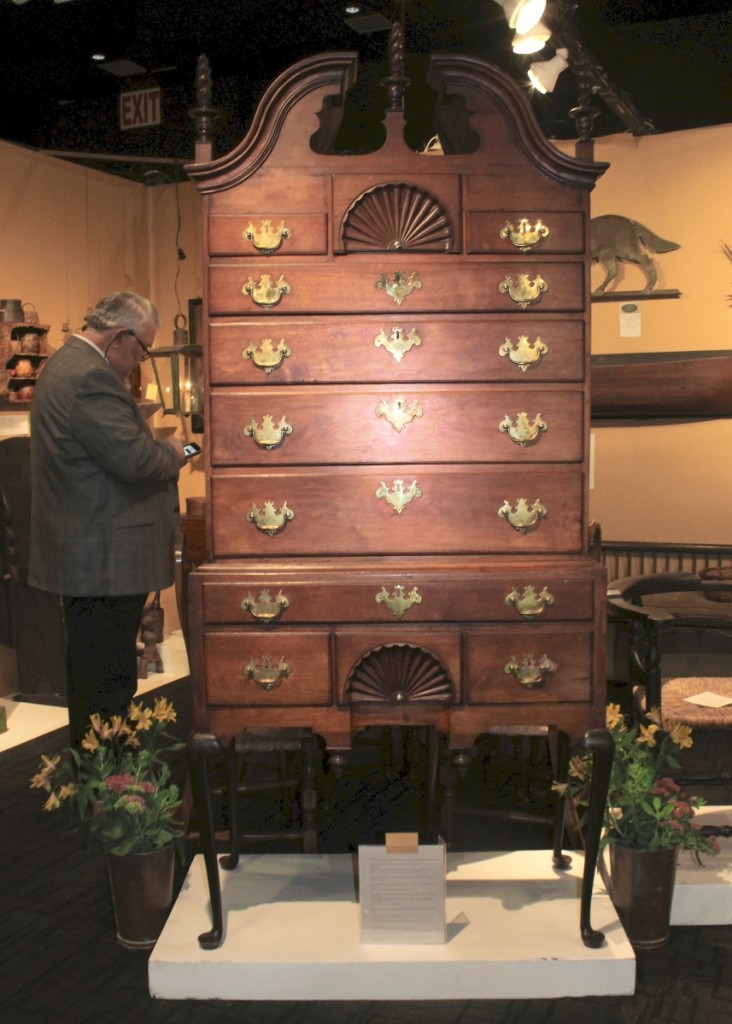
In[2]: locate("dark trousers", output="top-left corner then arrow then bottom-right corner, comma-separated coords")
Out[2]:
63,593 -> 147,746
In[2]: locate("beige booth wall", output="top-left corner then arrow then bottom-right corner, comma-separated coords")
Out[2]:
0,139 -> 204,636
557,123 -> 732,544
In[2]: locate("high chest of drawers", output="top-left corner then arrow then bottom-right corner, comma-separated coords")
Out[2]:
185,43 -> 611,949
186,48 -> 608,747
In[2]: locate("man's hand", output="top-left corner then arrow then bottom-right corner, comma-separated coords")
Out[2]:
164,436 -> 187,467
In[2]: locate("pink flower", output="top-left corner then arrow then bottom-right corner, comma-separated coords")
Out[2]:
104,773 -> 136,794
118,793 -> 146,813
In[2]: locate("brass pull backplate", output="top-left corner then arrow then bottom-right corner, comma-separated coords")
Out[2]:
241,588 -> 290,622
504,653 -> 558,688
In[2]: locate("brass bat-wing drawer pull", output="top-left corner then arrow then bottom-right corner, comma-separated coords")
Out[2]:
241,589 -> 290,622
498,497 -> 547,533
499,411 -> 547,447
505,585 -> 555,616
504,653 -> 557,688
243,274 -> 291,308
243,414 -> 293,450
243,337 -> 292,373
499,218 -> 549,251
498,335 -> 548,372
244,219 -> 291,254
498,272 -> 547,309
246,501 -> 295,535
242,655 -> 292,691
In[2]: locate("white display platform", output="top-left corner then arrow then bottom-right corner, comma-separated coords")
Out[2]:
149,849 -> 636,1001
671,806 -> 732,925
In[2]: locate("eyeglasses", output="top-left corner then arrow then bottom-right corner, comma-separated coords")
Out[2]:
123,330 -> 152,362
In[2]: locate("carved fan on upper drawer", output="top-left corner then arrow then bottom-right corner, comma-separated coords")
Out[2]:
341,182 -> 454,252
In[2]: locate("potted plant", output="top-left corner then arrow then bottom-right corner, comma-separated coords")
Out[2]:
30,695 -> 185,950
558,702 -> 720,950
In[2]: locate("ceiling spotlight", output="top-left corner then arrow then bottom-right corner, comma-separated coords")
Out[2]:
9,0 -> 32,6
512,20 -> 551,54
344,4 -> 361,12
494,0 -> 546,35
528,48 -> 569,94
91,52 -> 107,62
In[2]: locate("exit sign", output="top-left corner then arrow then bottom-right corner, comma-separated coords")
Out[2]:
120,88 -> 162,130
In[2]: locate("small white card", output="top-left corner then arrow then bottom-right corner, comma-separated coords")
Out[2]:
683,691 -> 732,708
358,833 -> 446,944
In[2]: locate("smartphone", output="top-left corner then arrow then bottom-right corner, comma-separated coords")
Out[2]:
183,442 -> 202,459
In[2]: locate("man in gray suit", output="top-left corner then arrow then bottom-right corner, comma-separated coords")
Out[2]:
29,292 -> 186,745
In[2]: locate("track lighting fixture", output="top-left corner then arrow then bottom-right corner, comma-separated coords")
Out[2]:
512,20 -> 551,54
493,0 -> 546,35
528,47 -> 569,94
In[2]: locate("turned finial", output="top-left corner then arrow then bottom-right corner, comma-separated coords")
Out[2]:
381,22 -> 410,113
189,54 -> 220,148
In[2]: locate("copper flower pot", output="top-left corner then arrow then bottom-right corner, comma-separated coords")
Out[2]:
609,845 -> 679,951
105,843 -> 176,951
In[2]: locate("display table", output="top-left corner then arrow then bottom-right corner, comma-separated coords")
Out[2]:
149,849 -> 635,1001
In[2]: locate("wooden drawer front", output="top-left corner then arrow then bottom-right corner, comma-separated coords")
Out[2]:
208,316 -> 586,386
209,385 -> 584,466
200,570 -> 596,626
466,211 -> 585,255
464,175 -> 585,214
208,214 -> 328,256
334,627 -> 462,704
204,630 -> 330,706
210,465 -> 583,557
208,261 -> 585,315
207,174 -> 329,215
466,625 -> 592,704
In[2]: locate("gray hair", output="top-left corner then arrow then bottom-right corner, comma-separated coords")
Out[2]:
84,292 -> 160,334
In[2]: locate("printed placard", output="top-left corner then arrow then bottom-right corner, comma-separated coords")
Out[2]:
358,834 -> 446,944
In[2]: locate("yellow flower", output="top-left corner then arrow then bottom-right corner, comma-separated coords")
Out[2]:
30,754 -> 61,790
88,713 -> 103,735
152,696 -> 177,724
637,723 -> 659,747
605,703 -> 625,731
98,715 -> 125,741
646,707 -> 664,728
129,701 -> 153,731
57,783 -> 77,801
43,791 -> 61,811
81,730 -> 100,754
668,721 -> 693,749
568,754 -> 589,780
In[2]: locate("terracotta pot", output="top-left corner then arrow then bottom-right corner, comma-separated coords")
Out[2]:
105,843 -> 176,951
609,845 -> 678,951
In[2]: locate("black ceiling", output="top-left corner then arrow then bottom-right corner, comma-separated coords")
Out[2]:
1,0 -> 731,182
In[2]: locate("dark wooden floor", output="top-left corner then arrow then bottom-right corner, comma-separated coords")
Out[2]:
3,677 -> 732,1024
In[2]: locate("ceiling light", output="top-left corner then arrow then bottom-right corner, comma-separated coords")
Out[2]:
511,20 -> 551,54
494,0 -> 546,35
345,12 -> 391,34
344,4 -> 361,13
91,53 -> 107,63
97,59 -> 148,78
528,48 -> 569,94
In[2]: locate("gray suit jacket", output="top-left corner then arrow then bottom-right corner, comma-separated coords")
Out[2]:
29,335 -> 181,597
